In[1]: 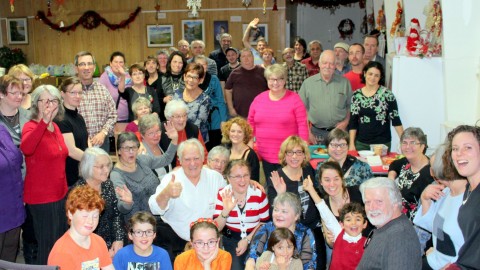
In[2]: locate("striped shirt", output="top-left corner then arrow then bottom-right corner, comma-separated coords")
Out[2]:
78,81 -> 117,137
214,185 -> 269,237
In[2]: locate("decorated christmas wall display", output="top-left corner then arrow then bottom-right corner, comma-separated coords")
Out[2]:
338,19 -> 355,40
187,0 -> 201,17
36,7 -> 141,32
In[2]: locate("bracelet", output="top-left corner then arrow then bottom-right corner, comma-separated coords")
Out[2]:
220,212 -> 229,219
243,237 -> 251,244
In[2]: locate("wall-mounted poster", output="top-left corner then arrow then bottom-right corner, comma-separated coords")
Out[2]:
7,18 -> 28,44
242,23 -> 268,45
147,25 -> 174,47
213,21 -> 228,50
182,20 -> 205,44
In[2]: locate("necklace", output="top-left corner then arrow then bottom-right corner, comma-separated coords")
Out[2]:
462,187 -> 473,205
0,110 -> 19,125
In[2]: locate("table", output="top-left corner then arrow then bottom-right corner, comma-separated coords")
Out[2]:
309,150 -> 399,176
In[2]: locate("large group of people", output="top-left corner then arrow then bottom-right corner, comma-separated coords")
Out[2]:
0,16 -> 479,270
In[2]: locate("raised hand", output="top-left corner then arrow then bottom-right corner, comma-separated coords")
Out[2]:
270,171 -> 286,194
221,188 -> 237,213
249,180 -> 265,193
115,184 -> 133,204
164,121 -> 178,143
249,18 -> 259,29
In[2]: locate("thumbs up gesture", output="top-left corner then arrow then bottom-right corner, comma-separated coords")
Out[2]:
165,174 -> 183,199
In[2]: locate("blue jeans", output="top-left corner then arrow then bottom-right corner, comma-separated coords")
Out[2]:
222,235 -> 247,270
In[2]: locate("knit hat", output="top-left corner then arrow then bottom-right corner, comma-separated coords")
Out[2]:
334,42 -> 350,53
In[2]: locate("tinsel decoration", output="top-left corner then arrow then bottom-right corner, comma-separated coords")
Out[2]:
47,0 -> 52,17
10,0 -> 14,12
155,0 -> 161,23
263,0 -> 267,14
390,1 -> 404,37
422,0 -> 442,56
36,7 -> 141,32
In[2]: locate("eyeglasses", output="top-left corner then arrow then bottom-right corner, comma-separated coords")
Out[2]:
185,75 -> 199,81
329,143 -> 348,149
210,158 -> 227,165
145,130 -> 161,137
192,240 -> 218,249
7,91 -> 26,97
229,174 -> 250,181
93,164 -> 111,170
171,114 -> 187,120
38,99 -> 59,105
66,91 -> 83,97
268,78 -> 285,83
130,230 -> 155,238
285,150 -> 305,157
363,230 -> 374,249
77,62 -> 95,67
121,146 -> 139,153
401,141 -> 423,147
19,78 -> 32,83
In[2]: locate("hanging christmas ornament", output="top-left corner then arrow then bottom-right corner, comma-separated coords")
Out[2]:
273,0 -> 278,11
390,1 -> 403,37
155,0 -> 161,23
187,0 -> 201,17
10,0 -> 14,12
242,0 -> 252,7
263,0 -> 266,14
47,0 -> 53,17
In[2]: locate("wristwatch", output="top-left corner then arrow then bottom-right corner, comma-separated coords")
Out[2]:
102,129 -> 108,136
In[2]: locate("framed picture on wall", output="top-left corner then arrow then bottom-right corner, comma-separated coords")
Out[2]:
182,20 -> 205,44
7,18 -> 28,44
213,21 -> 228,50
147,25 -> 173,47
242,23 -> 268,45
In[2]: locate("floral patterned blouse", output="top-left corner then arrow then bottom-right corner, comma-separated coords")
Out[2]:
174,90 -> 210,143
389,157 -> 434,220
349,86 -> 402,144
316,155 -> 373,186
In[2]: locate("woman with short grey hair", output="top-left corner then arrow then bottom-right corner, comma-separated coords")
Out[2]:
139,113 -> 172,180
206,145 -> 230,175
20,84 -> 68,264
73,147 -> 127,257
388,127 -> 434,220
160,99 -> 208,168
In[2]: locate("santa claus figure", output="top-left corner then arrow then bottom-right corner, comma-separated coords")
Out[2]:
407,18 -> 421,55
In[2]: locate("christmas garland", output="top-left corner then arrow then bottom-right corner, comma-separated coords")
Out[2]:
36,7 -> 141,32
290,0 -> 365,9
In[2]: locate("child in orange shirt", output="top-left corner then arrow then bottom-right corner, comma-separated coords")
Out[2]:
48,185 -> 113,270
174,218 -> 232,270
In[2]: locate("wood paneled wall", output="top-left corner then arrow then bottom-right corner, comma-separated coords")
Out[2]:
0,1 -> 286,68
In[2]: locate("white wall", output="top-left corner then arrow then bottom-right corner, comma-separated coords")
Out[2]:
296,3 -> 365,49
441,0 -> 480,128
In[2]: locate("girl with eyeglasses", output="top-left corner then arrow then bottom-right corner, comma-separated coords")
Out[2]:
213,159 -> 269,270
114,211 -> 172,270
174,218 -> 232,270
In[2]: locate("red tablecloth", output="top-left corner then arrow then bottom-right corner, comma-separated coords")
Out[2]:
310,151 -> 399,175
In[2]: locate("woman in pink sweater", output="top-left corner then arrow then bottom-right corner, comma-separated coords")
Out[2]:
248,64 -> 308,190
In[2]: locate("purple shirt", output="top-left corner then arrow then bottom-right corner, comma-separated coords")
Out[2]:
0,125 -> 25,233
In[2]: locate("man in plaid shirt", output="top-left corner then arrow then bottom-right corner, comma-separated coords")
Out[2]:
282,48 -> 308,93
74,51 -> 117,152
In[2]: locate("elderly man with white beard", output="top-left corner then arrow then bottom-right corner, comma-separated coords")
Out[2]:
357,177 -> 421,270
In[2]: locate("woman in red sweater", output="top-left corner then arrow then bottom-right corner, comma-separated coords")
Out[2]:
20,85 -> 69,265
